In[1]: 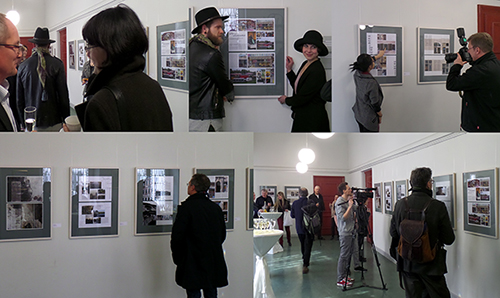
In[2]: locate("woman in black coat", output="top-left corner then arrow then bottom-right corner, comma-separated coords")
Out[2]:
278,30 -> 330,132
71,5 -> 173,131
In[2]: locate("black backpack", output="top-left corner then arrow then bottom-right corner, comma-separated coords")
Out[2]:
302,205 -> 321,236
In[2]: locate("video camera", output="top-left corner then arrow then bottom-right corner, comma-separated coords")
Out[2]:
351,187 -> 376,205
445,28 -> 472,64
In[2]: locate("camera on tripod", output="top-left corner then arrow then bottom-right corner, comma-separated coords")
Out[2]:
351,187 -> 375,205
445,28 -> 472,64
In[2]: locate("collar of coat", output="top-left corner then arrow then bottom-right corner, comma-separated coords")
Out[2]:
189,34 -> 218,50
470,51 -> 497,66
409,187 -> 433,198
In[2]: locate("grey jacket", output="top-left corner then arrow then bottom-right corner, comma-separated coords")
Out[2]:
352,70 -> 383,131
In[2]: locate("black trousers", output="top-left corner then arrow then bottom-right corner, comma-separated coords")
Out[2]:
298,233 -> 314,267
401,271 -> 451,298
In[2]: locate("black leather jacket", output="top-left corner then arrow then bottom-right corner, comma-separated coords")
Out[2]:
189,38 -> 233,120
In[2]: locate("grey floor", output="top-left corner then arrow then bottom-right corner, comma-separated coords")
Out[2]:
266,236 -> 406,298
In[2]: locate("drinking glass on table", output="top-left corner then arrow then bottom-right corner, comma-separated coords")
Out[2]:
24,106 -> 37,132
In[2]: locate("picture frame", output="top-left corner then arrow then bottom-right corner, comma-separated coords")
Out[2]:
384,181 -> 394,215
358,25 -> 403,85
68,40 -> 76,70
395,180 -> 408,202
284,185 -> 300,203
157,21 -> 189,90
462,169 -> 498,239
135,168 -> 180,235
259,185 -> 277,205
195,169 -> 235,230
374,182 -> 382,213
77,39 -> 86,71
246,168 -> 254,230
417,27 -> 454,84
433,173 -> 457,229
0,167 -> 51,241
70,168 -> 119,238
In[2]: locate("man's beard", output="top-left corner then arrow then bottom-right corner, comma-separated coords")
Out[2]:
207,31 -> 223,46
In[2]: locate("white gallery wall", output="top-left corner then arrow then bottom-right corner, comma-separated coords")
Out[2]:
0,132 -> 253,298
332,0 -> 500,132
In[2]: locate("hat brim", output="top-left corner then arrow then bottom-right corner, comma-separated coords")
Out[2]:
294,39 -> 329,57
28,38 -> 55,45
191,15 -> 229,34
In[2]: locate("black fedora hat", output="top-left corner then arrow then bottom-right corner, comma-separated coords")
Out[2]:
191,7 -> 229,34
28,27 -> 55,45
294,30 -> 329,57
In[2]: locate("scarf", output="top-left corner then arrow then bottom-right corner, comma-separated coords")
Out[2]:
33,47 -> 51,89
189,34 -> 218,50
294,58 -> 318,92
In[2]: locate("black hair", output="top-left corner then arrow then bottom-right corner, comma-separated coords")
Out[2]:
189,174 -> 211,193
349,53 -> 373,72
338,182 -> 349,194
82,4 -> 148,66
410,167 -> 432,189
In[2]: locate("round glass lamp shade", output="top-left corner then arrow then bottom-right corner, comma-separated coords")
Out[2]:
6,10 -> 20,26
298,148 -> 315,164
296,162 -> 308,173
313,133 -> 334,139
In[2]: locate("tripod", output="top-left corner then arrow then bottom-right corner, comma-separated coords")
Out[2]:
342,220 -> 388,292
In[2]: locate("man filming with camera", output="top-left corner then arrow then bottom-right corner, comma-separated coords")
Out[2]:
446,32 -> 500,132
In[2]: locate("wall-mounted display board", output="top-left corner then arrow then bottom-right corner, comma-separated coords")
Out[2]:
417,28 -> 454,84
374,182 -> 382,213
135,168 -> 180,235
462,169 -> 498,239
219,8 -> 286,98
434,173 -> 457,229
68,40 -> 76,70
384,181 -> 394,215
0,168 -> 51,241
77,39 -> 86,71
157,21 -> 189,90
246,168 -> 254,230
259,185 -> 277,204
70,168 -> 119,238
395,180 -> 408,202
359,25 -> 403,85
195,169 -> 235,230
284,185 -> 300,203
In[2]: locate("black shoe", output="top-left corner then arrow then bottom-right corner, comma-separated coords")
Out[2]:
354,266 -> 367,272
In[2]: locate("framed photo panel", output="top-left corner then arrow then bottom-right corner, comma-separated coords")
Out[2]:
384,181 -> 394,215
433,173 -> 457,229
0,167 -> 51,241
195,169 -> 235,230
462,169 -> 498,238
70,168 -> 119,238
135,168 -> 180,235
157,20 -> 189,90
284,185 -> 300,203
417,28 -> 454,84
77,39 -> 86,71
374,182 -> 382,213
359,25 -> 403,85
395,180 -> 408,202
68,40 -> 76,70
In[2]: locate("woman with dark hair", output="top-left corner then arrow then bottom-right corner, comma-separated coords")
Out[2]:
278,30 -> 330,132
73,5 -> 173,131
275,191 -> 292,247
350,50 -> 385,132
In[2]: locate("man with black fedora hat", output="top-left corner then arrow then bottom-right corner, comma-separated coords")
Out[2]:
189,7 -> 234,132
17,27 -> 69,131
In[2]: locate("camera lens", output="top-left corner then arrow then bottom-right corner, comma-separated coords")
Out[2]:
445,53 -> 457,64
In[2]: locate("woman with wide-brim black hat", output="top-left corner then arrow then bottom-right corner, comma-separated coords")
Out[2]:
278,30 -> 330,132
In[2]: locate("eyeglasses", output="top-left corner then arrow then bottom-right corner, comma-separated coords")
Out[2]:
84,43 -> 97,52
0,43 -> 23,54
467,45 -> 476,51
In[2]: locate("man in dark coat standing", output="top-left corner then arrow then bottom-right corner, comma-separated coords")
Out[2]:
390,167 -> 455,298
171,173 -> 228,298
291,187 -> 317,274
309,185 -> 325,239
17,27 -> 70,131
255,188 -> 274,212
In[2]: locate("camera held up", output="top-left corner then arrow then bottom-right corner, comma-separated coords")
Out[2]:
445,28 -> 472,64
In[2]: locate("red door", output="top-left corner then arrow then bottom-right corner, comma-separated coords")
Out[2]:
363,169 -> 373,244
19,37 -> 34,59
312,175 -> 345,237
478,4 -> 500,60
58,28 -> 67,75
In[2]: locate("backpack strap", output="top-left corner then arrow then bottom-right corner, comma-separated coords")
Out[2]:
404,198 -> 433,221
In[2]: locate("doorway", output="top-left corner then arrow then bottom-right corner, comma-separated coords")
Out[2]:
58,28 -> 67,75
312,175 -> 345,237
478,4 -> 500,60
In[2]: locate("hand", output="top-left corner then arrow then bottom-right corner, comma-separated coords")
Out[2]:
348,197 -> 354,207
278,95 -> 287,104
267,203 -> 272,206
454,53 -> 467,66
62,123 -> 70,132
316,203 -> 320,207
223,96 -> 227,102
375,49 -> 386,60
377,111 -> 383,124
286,56 -> 294,72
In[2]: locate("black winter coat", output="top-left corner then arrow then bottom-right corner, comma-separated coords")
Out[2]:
285,59 -> 330,132
171,192 -> 228,290
80,55 -> 173,131
446,51 -> 500,132
390,189 -> 455,275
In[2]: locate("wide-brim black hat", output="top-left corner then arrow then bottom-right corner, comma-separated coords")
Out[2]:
28,27 -> 55,45
191,7 -> 229,34
294,30 -> 329,57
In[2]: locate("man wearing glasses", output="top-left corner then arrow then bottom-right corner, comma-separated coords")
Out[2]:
0,13 -> 21,131
446,32 -> 500,132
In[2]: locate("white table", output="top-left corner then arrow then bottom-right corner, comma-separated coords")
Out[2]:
253,229 -> 283,298
258,212 -> 283,254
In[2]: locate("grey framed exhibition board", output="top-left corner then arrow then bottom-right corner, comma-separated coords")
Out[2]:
284,185 -> 300,203
359,25 -> 403,85
70,168 -> 119,238
0,167 -> 51,241
135,168 -> 180,235
68,40 -> 76,70
434,173 -> 457,229
247,168 -> 254,230
462,169 -> 498,239
219,8 -> 286,98
157,21 -> 189,90
195,168 -> 235,230
77,40 -> 86,71
395,180 -> 408,202
374,182 -> 382,213
417,28 -> 454,84
384,181 -> 394,215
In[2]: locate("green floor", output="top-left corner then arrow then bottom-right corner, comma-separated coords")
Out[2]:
266,236 -> 406,298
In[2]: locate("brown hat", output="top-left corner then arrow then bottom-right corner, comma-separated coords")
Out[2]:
28,27 -> 55,45
294,30 -> 329,57
192,7 -> 229,34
